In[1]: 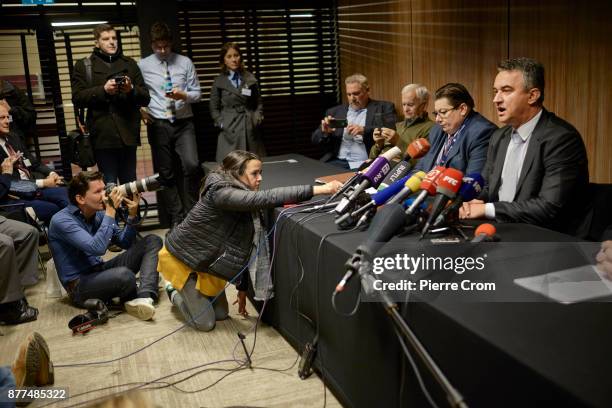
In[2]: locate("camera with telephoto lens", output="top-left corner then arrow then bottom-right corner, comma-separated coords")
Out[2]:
105,174 -> 162,197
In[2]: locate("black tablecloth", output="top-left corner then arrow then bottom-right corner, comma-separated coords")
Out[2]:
253,155 -> 612,408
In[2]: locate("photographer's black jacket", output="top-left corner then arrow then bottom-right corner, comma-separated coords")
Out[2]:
71,48 -> 150,149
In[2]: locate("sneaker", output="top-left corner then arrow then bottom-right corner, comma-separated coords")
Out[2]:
124,297 -> 155,321
164,282 -> 176,303
12,332 -> 54,388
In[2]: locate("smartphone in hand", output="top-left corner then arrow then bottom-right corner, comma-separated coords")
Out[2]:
328,118 -> 348,128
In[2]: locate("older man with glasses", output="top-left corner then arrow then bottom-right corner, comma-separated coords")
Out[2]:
412,83 -> 497,175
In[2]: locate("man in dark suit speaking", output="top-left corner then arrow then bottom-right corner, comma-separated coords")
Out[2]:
460,58 -> 589,235
311,73 -> 396,170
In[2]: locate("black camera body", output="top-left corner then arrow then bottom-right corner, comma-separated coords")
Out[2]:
68,298 -> 109,335
113,75 -> 127,86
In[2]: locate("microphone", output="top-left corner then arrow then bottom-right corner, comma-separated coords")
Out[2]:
349,174 -> 411,221
471,223 -> 497,242
301,201 -> 342,213
404,138 -> 431,161
405,166 -> 445,216
378,138 -> 431,189
334,146 -> 402,215
420,168 -> 464,236
432,173 -> 484,228
385,171 -> 427,205
348,175 -> 416,227
336,203 -> 406,292
377,161 -> 413,190
327,172 -> 361,202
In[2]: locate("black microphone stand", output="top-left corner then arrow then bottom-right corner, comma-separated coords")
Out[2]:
357,256 -> 468,408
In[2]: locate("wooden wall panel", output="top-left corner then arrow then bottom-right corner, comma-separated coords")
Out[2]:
410,0 -> 507,123
509,0 -> 611,182
338,1 -> 413,110
337,0 -> 612,182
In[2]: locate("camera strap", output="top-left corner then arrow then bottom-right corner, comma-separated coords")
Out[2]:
68,299 -> 117,335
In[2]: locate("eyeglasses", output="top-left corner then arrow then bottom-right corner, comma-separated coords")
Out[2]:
0,115 -> 12,122
432,107 -> 456,118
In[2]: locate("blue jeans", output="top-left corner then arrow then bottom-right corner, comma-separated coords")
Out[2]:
70,235 -> 162,307
0,366 -> 16,408
95,146 -> 137,185
9,186 -> 70,225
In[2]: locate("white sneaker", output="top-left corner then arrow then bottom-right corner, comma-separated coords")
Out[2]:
124,297 -> 155,321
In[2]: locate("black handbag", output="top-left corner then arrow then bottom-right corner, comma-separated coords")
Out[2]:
67,109 -> 96,169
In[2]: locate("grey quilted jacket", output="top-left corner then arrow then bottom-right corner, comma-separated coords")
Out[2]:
165,171 -> 313,281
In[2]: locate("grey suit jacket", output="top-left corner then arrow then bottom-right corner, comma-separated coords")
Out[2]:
210,70 -> 264,162
311,100 -> 396,162
479,109 -> 589,234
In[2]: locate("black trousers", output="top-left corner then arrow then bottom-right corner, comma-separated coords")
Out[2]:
147,118 -> 200,223
69,234 -> 163,307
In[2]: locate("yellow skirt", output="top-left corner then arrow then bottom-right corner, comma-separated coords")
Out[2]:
157,245 -> 226,297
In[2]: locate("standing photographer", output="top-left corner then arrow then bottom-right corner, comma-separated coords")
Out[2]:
71,24 -> 150,185
48,171 -> 162,321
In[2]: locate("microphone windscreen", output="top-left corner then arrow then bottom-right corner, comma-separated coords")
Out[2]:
474,223 -> 496,238
406,138 -> 431,159
405,171 -> 426,192
381,146 -> 403,161
419,166 -> 445,195
435,168 -> 464,197
458,173 -> 484,201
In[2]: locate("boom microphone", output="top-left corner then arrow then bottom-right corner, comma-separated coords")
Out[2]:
334,146 -> 402,215
432,173 -> 484,228
336,203 -> 406,292
421,168 -> 464,236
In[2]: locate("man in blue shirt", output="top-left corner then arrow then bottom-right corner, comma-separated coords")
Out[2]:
138,22 -> 202,229
48,171 -> 162,320
311,74 -> 396,170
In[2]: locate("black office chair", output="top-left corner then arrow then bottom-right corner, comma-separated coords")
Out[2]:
582,183 -> 612,241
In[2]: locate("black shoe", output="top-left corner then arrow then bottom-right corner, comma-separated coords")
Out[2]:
0,298 -> 39,325
108,244 -> 123,253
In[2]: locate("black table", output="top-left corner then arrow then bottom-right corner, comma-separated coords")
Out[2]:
254,155 -> 612,408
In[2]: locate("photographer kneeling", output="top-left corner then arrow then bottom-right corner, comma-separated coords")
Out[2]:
158,150 -> 341,331
48,171 -> 162,320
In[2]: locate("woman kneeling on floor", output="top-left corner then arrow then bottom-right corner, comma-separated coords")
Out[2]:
157,150 -> 341,331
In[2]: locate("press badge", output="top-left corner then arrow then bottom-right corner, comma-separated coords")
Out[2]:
23,159 -> 32,167
241,88 -> 252,96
